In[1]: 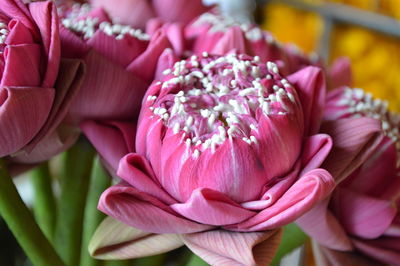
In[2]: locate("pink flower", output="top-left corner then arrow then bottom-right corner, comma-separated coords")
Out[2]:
298,87 -> 399,265
89,0 -> 209,29
57,2 -> 176,123
0,0 -> 84,166
89,53 -> 337,264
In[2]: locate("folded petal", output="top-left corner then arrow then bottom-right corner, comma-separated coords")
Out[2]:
99,183 -> 212,234
330,188 -> 397,239
182,229 -> 282,266
89,216 -> 183,260
2,44 -> 42,87
0,86 -> 54,157
29,1 -> 60,88
6,19 -> 34,45
296,199 -> 353,251
155,48 -> 177,81
171,188 -> 256,226
68,49 -> 148,122
229,169 -> 335,231
353,238 -> 400,265
82,121 -> 136,171
301,134 -> 332,175
320,117 -> 384,183
0,0 -> 37,37
211,26 -> 248,55
328,57 -> 352,89
288,66 -> 326,136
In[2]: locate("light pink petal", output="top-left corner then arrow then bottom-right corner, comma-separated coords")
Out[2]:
321,117 -> 384,183
90,0 -> 155,29
353,238 -> 400,265
171,188 -> 256,226
297,199 -> 353,251
117,153 -> 176,205
301,134 -> 332,174
81,120 -> 136,171
2,44 -> 41,87
89,217 -> 183,260
142,118 -> 164,178
0,86 -> 54,157
329,57 -> 352,89
67,49 -> 148,123
211,26 -> 248,55
153,0 -> 208,25
182,229 -> 282,266
87,30 -> 148,67
99,183 -> 212,234
288,66 -> 326,136
330,188 -> 397,239
29,1 -> 60,88
127,29 -> 171,82
155,48 -> 177,81
312,240 -> 379,266
228,169 -> 335,231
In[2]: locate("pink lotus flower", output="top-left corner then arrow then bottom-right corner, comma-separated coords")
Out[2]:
88,53 -> 338,264
298,87 -> 399,265
57,2 -> 176,123
0,0 -> 84,166
89,0 -> 209,29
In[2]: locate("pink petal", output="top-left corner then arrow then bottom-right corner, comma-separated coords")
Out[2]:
248,33 -> 285,63
155,48 -> 178,81
60,25 -> 90,58
153,0 -> 208,25
127,29 -> 171,82
182,229 -> 282,266
89,217 -> 183,260
288,66 -> 326,136
320,117 -> 384,183
312,240 -> 378,266
0,86 -> 54,157
67,49 -> 148,123
353,238 -> 400,265
98,183 -> 212,234
2,44 -> 42,87
0,0 -> 38,37
87,29 -> 148,68
165,23 -> 185,56
6,19 -> 34,45
330,188 -> 397,239
301,134 -> 332,175
117,153 -> 176,205
229,169 -> 335,231
297,199 -> 353,251
329,57 -> 352,89
211,26 -> 248,55
29,1 -> 60,88
90,0 -> 155,29
81,121 -> 136,172
171,188 -> 256,226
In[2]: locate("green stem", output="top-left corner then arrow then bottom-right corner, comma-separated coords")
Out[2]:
105,260 -> 132,266
186,254 -> 208,266
54,140 -> 95,266
31,162 -> 57,242
0,159 -> 64,266
81,157 -> 112,266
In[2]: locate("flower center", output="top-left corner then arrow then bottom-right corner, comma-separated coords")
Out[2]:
60,3 -> 149,41
0,21 -> 8,50
148,53 -> 297,156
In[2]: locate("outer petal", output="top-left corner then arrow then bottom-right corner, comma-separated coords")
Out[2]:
29,1 -> 60,88
89,217 -> 183,260
288,66 -> 326,136
296,199 -> 353,251
90,0 -> 155,29
67,49 -> 148,123
0,0 -> 37,37
98,183 -> 212,234
0,86 -> 54,157
181,229 -> 282,266
353,238 -> 400,265
301,134 -> 332,175
81,121 -> 136,171
171,188 -> 256,226
312,241 -> 380,266
229,169 -> 335,231
155,48 -> 178,81
320,117 -> 383,183
211,26 -> 248,55
153,0 -> 208,25
328,57 -> 352,89
330,188 -> 397,239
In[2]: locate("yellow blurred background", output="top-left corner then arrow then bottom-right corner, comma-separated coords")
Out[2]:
261,0 -> 400,111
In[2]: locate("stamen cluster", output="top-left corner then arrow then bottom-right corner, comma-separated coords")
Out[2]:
0,22 -> 8,46
148,53 -> 297,156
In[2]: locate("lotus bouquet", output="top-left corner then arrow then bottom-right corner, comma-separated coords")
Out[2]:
0,0 -> 398,266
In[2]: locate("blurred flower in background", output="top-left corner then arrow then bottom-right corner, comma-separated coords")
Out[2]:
261,1 -> 400,112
